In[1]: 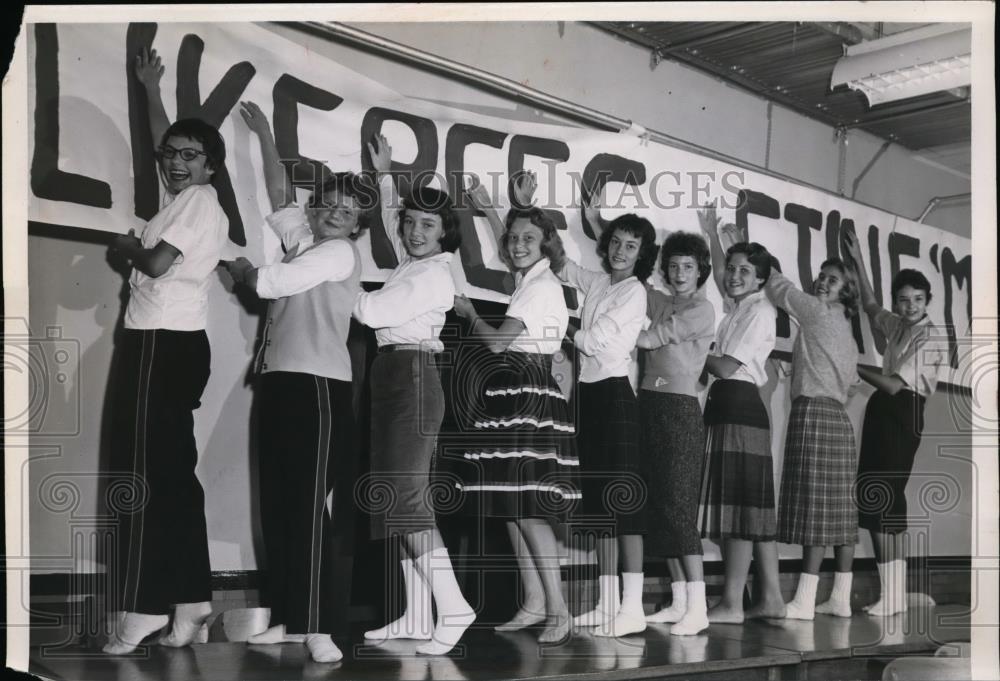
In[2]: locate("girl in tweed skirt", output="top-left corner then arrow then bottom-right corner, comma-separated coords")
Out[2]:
763,259 -> 861,620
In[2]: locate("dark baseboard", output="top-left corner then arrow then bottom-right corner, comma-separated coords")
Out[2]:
29,555 -> 971,597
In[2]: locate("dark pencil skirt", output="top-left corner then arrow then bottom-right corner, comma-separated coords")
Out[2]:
855,389 -> 926,535
641,391 -> 705,557
365,349 -> 445,540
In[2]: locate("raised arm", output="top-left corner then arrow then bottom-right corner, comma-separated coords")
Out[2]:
465,174 -> 506,243
134,47 -> 170,150
453,294 -> 527,354
843,229 -> 881,319
367,134 -> 404,263
240,101 -> 294,212
698,202 -> 728,297
763,267 -> 820,321
582,186 -> 609,241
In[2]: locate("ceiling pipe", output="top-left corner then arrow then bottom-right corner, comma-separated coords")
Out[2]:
852,140 -> 892,198
918,193 -> 971,223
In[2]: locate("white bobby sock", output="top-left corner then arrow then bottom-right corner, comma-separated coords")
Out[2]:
305,633 -> 343,663
647,581 -> 687,623
595,573 -> 646,637
671,581 -> 709,635
247,624 -> 306,644
102,611 -> 169,655
414,548 -> 475,656
784,573 -> 819,621
867,560 -> 908,616
816,571 -> 853,617
158,601 -> 212,647
573,574 -> 620,627
364,558 -> 433,641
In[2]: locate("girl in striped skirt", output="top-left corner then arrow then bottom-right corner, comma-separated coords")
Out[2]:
698,207 -> 785,623
637,230 -> 716,636
762,258 -> 860,620
558,206 -> 654,638
453,203 -> 579,645
223,103 -> 365,662
844,232 -> 946,617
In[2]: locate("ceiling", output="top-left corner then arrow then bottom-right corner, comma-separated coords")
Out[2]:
591,21 -> 971,174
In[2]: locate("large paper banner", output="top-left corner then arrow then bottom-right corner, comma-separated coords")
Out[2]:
27,22 -> 973,387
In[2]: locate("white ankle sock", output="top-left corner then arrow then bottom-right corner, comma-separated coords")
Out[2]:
594,573 -> 646,637
647,581 -> 688,623
159,601 -> 212,647
574,574 -> 620,626
867,560 -> 907,616
364,558 -> 433,640
785,573 -> 819,620
414,548 -> 475,655
247,624 -> 306,644
671,581 -> 709,636
816,571 -> 853,617
102,612 -> 168,654
305,633 -> 342,662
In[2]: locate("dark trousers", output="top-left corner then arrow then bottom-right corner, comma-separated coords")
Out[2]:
110,329 -> 212,615
257,371 -> 356,634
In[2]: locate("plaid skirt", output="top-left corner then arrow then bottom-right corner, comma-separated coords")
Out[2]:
777,396 -> 858,546
698,379 -> 777,542
457,351 -> 580,520
575,377 -> 645,535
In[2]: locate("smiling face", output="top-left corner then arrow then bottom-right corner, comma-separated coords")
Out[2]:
725,252 -> 763,300
159,135 -> 215,195
506,217 -> 546,272
667,255 -> 700,296
606,229 -> 642,277
894,285 -> 929,325
401,209 -> 444,259
813,264 -> 846,305
307,189 -> 361,241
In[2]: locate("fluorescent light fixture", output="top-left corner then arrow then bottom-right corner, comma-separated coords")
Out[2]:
830,24 -> 971,107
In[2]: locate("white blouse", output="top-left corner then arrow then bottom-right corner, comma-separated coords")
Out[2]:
506,258 -> 569,356
560,260 -> 646,383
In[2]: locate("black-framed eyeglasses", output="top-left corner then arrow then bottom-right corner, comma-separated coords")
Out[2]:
156,145 -> 207,162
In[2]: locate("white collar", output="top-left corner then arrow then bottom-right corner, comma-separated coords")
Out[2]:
515,257 -> 551,286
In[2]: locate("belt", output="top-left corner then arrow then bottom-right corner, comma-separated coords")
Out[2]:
377,344 -> 435,354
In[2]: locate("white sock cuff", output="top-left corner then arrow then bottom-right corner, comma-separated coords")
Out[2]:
794,572 -> 819,601
799,572 -> 820,588
832,571 -> 853,589
671,581 -> 687,597
622,572 -> 644,591
686,581 -> 706,597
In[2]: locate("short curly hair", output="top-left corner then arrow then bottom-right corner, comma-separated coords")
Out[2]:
500,207 -> 565,273
660,231 -> 712,288
817,258 -> 859,318
596,214 -> 658,282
